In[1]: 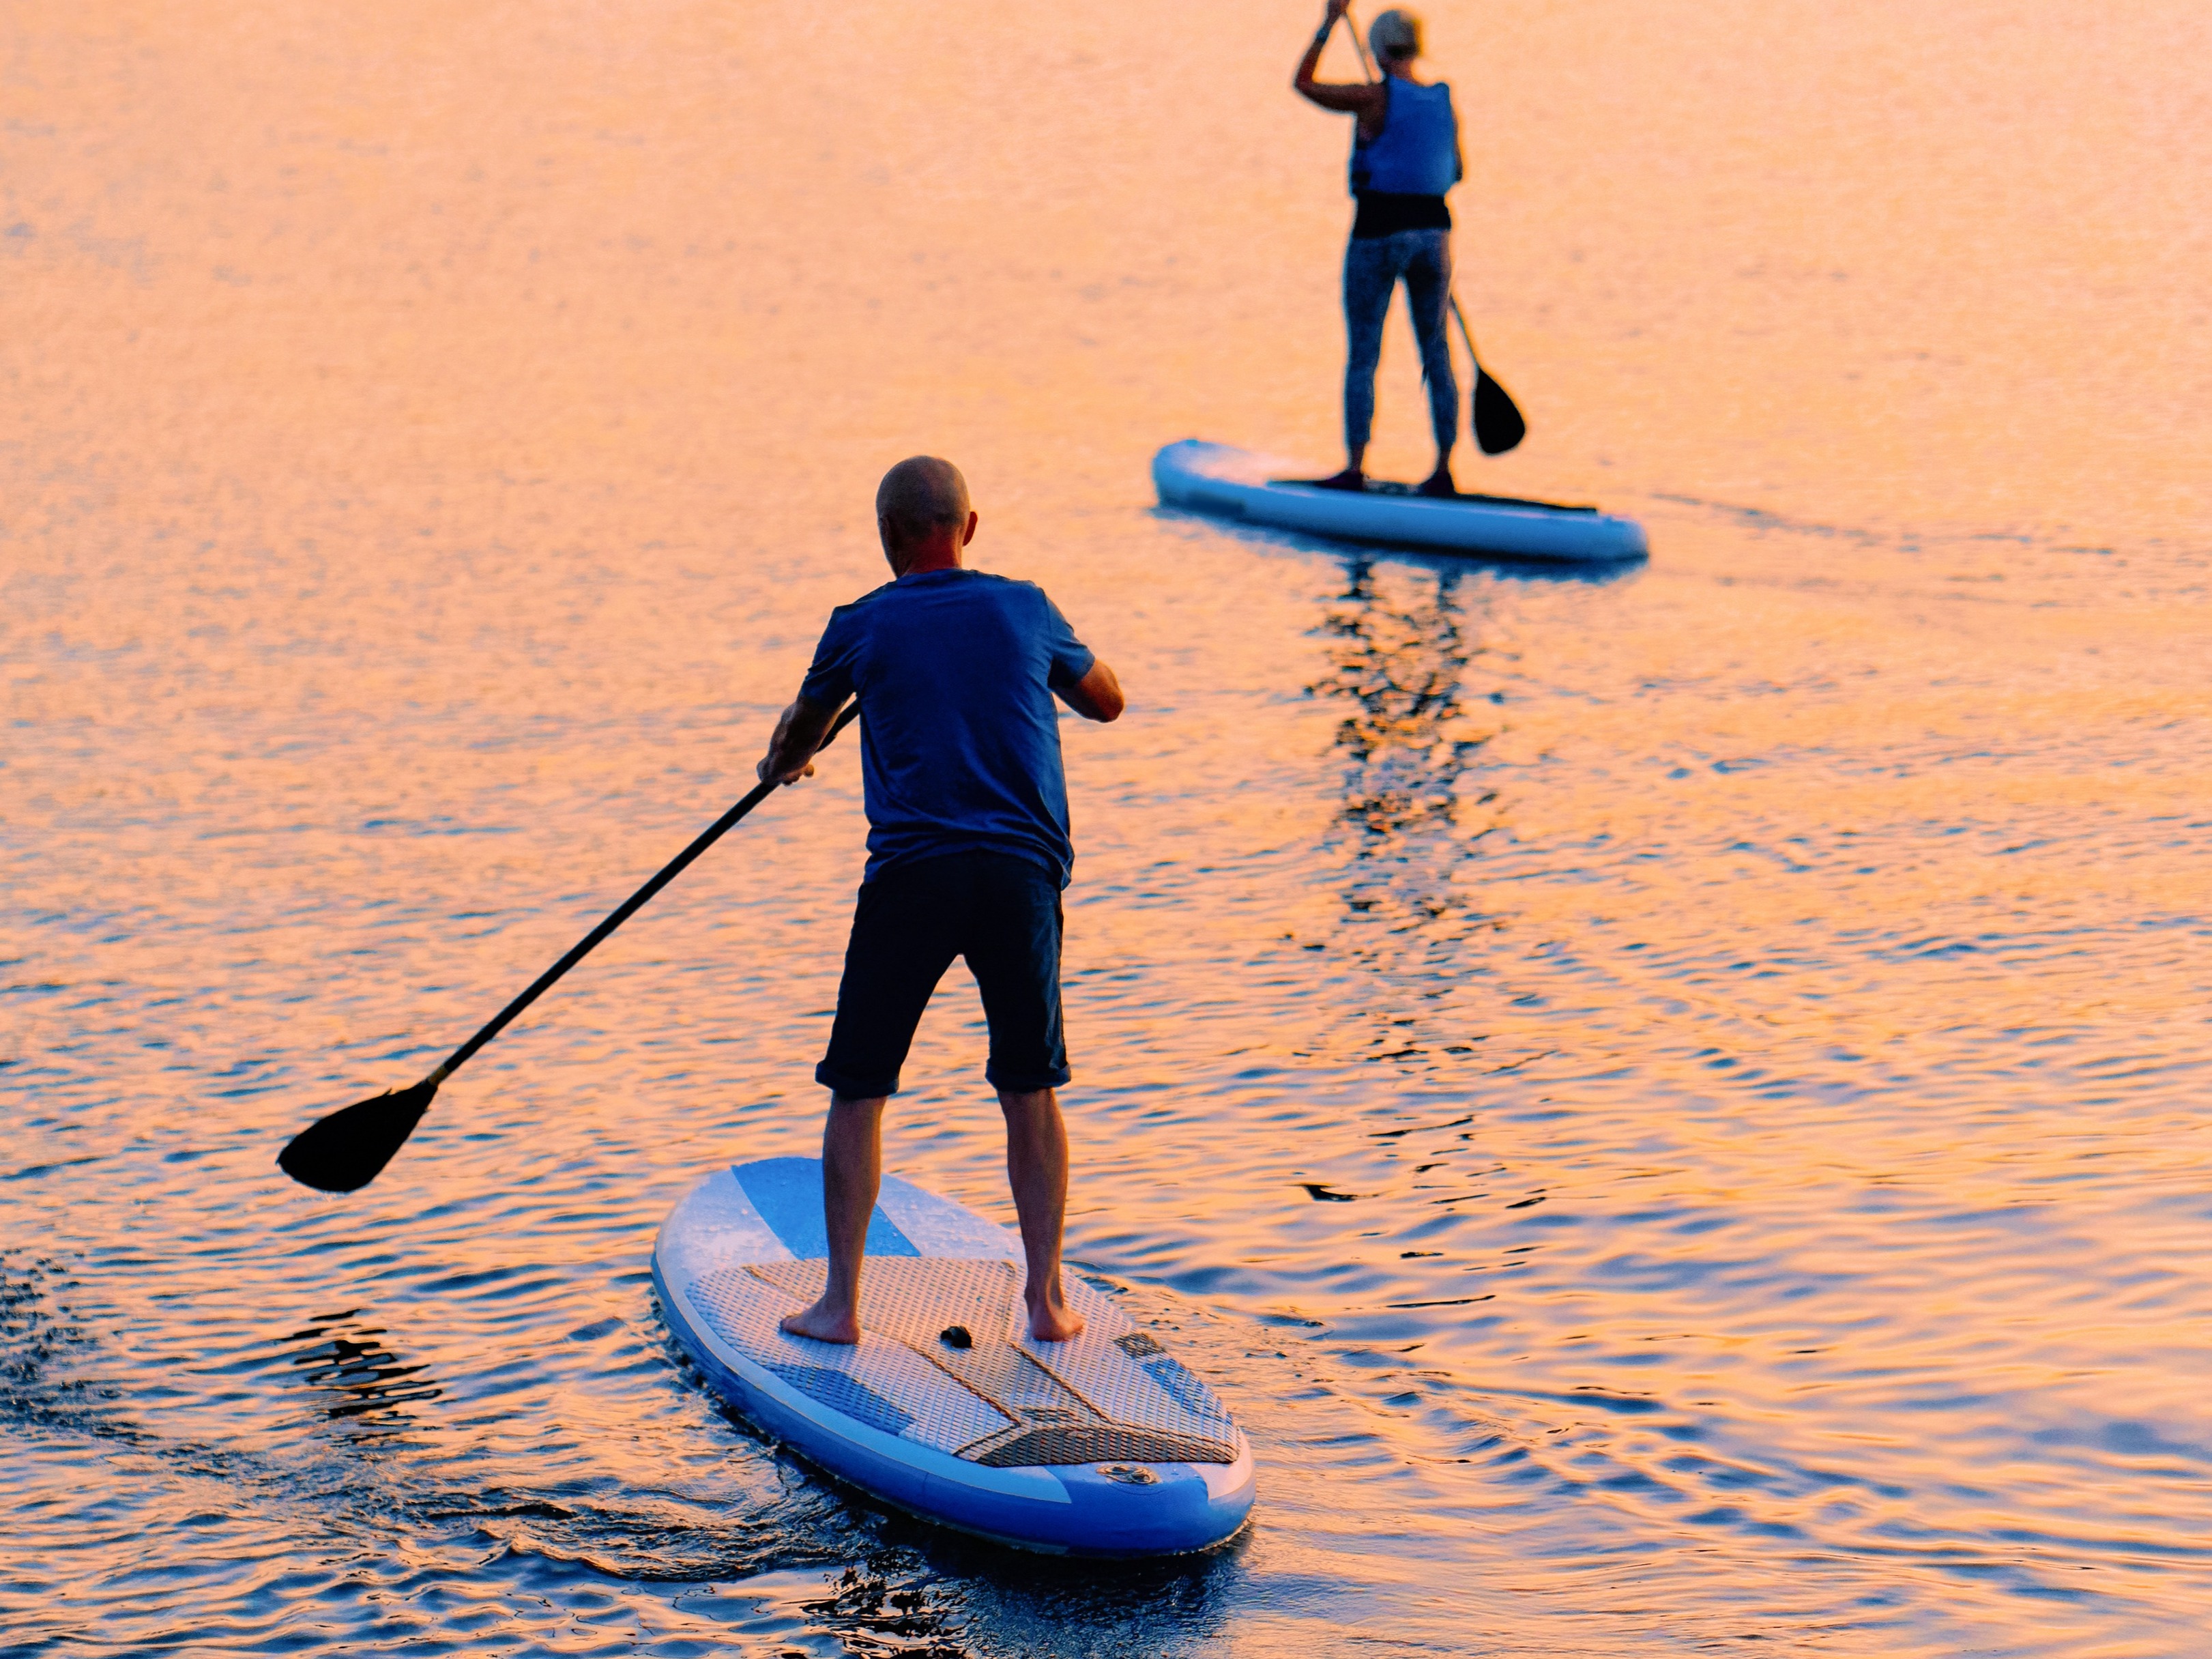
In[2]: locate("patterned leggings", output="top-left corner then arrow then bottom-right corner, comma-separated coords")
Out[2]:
1343,229 -> 1457,457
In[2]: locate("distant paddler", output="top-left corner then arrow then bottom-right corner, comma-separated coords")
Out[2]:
1295,1 -> 1465,495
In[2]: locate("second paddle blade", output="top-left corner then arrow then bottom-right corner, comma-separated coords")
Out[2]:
277,1078 -> 437,1194
1474,369 -> 1527,456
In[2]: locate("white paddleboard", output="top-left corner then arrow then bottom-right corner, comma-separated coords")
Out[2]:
653,1157 -> 1255,1556
1154,438 -> 1648,563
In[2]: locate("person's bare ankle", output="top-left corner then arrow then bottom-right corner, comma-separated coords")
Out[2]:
1025,1295 -> 1086,1343
780,1300 -> 862,1344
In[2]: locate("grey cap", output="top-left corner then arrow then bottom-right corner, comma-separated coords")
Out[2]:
1369,8 -> 1423,61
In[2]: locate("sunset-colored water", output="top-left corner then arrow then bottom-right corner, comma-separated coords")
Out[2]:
5,1 -> 2209,1653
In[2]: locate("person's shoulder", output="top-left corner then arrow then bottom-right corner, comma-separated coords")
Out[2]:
815,579 -> 900,637
952,569 -> 1056,609
971,569 -> 1045,594
827,578 -> 901,615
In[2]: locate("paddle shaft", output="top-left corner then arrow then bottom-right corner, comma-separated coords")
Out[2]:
1336,10 -> 1490,377
426,699 -> 861,1084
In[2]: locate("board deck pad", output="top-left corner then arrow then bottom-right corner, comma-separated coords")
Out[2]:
685,1249 -> 1238,1467
654,1157 -> 1255,1554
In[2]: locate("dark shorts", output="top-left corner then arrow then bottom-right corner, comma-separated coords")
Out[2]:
816,851 -> 1071,1099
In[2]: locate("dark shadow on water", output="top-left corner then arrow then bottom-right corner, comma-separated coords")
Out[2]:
838,1505 -> 1249,1658
800,1555 -> 976,1658
278,1307 -> 443,1423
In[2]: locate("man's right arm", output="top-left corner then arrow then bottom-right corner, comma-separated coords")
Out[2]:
757,693 -> 839,785
1056,659 -> 1124,723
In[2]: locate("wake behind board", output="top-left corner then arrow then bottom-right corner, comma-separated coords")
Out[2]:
653,1157 -> 1255,1556
1154,439 -> 1648,563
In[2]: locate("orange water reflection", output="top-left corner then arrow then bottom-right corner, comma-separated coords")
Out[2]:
5,0 -> 2211,1654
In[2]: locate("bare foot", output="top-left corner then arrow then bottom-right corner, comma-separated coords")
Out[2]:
1025,1296 -> 1086,1344
1311,467 -> 1367,493
779,1301 -> 861,1344
1417,467 -> 1457,497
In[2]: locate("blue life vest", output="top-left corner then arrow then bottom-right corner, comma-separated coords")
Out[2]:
1349,78 -> 1460,197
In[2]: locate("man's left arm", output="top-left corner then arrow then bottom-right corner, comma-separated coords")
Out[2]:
1056,659 -> 1124,723
1040,592 -> 1124,723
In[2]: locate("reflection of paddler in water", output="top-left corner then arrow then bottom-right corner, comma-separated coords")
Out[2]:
1296,2 -> 1465,497
1313,557 -> 1484,846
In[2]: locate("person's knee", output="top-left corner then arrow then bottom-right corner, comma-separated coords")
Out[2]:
995,1086 -> 1057,1119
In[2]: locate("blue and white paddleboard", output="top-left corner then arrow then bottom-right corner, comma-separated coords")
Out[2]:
1154,438 -> 1648,563
653,1157 -> 1255,1556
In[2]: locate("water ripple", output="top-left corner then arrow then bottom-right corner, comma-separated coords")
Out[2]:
8,0 -> 2212,1653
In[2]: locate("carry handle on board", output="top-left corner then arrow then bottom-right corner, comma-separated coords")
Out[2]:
276,698 -> 864,1196
1339,5 -> 1526,456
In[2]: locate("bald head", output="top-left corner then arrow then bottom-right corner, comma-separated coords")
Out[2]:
875,456 -> 972,556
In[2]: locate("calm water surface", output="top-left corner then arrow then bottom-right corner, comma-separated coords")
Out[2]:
5,2 -> 2210,1654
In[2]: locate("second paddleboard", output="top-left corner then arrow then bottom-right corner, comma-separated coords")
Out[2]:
1154,438 -> 1647,562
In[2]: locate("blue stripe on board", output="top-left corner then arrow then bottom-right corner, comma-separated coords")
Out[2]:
735,1157 -> 920,1260
1144,1355 -> 1224,1419
762,1361 -> 917,1437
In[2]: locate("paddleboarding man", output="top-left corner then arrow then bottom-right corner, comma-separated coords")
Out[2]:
1296,1 -> 1464,495
756,457 -> 1125,1346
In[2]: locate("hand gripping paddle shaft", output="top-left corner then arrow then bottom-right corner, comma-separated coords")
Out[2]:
277,699 -> 862,1195
1339,7 -> 1526,456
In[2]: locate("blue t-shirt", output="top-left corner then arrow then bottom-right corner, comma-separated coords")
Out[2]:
800,568 -> 1097,886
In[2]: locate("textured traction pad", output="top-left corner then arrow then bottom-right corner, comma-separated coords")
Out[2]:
686,1256 -> 1238,1467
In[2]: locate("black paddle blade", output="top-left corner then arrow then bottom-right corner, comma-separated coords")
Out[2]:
1474,369 -> 1527,456
278,1078 -> 438,1194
